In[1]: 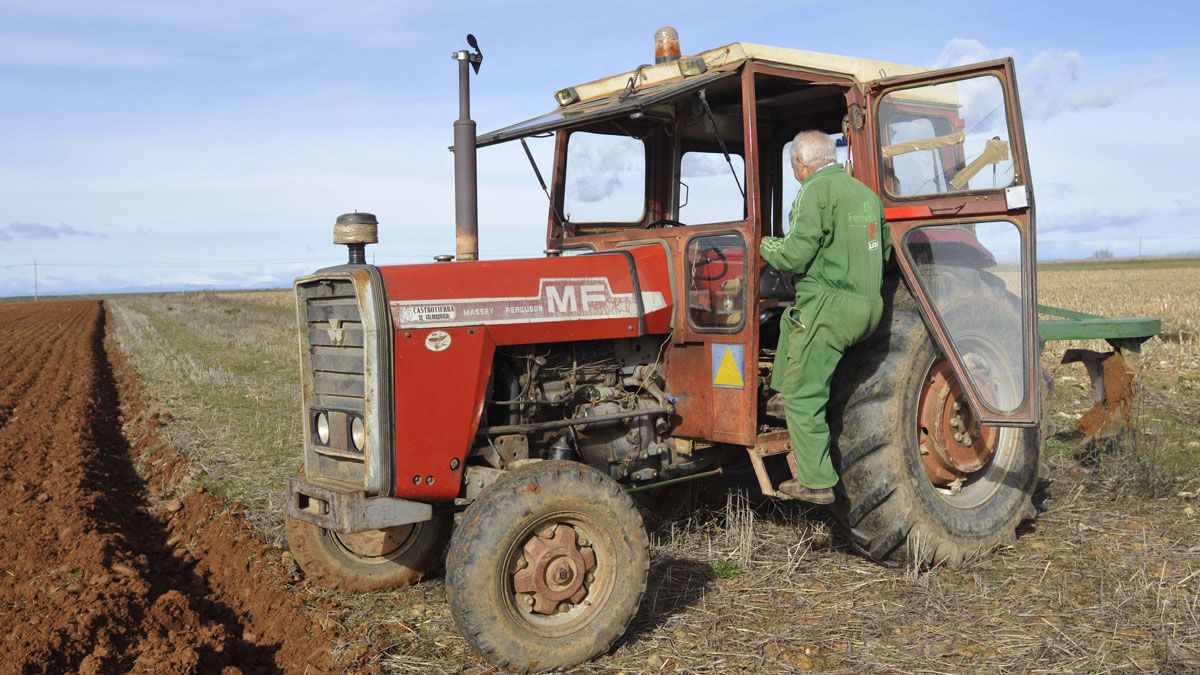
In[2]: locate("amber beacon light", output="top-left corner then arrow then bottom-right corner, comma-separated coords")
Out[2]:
654,26 -> 680,63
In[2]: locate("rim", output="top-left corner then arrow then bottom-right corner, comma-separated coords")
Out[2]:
502,511 -> 615,638
331,523 -> 421,564
916,344 -> 1021,510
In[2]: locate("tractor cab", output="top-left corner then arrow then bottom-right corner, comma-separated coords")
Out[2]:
479,40 -> 1041,452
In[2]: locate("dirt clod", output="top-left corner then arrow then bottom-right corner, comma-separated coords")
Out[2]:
110,563 -> 138,578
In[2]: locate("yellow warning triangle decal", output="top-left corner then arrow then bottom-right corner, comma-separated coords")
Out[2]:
713,347 -> 744,387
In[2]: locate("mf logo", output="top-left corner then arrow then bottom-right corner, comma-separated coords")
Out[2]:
544,282 -> 610,314
327,318 -> 346,346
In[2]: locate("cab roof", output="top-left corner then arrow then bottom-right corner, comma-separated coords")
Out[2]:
476,42 -> 934,147
565,42 -> 928,105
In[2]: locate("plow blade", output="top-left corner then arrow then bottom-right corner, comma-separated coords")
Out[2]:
1060,349 -> 1134,441
1038,304 -> 1160,442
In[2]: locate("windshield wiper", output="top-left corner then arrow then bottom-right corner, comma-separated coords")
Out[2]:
697,89 -> 745,199
520,137 -> 567,236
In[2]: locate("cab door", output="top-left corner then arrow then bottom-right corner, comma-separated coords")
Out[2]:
865,58 -> 1039,425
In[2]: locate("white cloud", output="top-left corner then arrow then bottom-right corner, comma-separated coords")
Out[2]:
0,221 -> 105,241
933,38 -> 1014,69
935,38 -> 1168,123
933,39 -> 1195,258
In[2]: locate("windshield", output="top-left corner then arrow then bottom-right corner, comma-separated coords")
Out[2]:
563,131 -> 647,223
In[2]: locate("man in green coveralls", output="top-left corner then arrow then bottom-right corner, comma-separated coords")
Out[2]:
760,130 -> 891,504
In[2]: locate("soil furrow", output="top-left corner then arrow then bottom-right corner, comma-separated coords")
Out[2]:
0,302 -> 343,673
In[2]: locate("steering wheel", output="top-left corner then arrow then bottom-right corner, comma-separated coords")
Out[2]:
692,246 -> 728,281
644,218 -> 685,229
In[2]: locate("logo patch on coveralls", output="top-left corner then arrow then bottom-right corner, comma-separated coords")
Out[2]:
851,201 -> 879,251
710,343 -> 745,389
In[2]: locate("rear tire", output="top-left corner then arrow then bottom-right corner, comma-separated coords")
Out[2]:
829,271 -> 1041,567
446,461 -> 649,672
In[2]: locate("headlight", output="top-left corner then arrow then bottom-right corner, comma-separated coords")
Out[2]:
315,412 -> 330,445
351,416 -> 367,452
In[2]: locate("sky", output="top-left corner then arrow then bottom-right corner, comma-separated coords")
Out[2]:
1,0 -> 1198,296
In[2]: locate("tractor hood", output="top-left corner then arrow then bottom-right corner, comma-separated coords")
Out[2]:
377,245 -> 674,345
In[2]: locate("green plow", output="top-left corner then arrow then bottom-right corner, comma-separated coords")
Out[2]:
1037,305 -> 1162,441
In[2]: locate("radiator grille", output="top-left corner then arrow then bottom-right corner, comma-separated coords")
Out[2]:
303,279 -> 366,410
298,277 -> 368,486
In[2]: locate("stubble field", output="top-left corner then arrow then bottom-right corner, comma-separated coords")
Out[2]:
2,261 -> 1197,673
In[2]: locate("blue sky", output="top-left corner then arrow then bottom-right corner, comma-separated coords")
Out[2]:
1,0 -> 1197,296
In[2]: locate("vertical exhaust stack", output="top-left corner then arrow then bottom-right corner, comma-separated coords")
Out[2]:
452,34 -> 483,262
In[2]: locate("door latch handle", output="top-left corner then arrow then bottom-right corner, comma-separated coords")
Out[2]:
929,203 -> 966,215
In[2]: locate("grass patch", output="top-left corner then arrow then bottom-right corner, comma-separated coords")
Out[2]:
109,290 -> 300,540
103,269 -> 1200,672
709,559 -> 741,579
1038,256 -> 1200,272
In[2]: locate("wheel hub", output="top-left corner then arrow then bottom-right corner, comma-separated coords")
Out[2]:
512,523 -> 597,615
918,360 -> 999,487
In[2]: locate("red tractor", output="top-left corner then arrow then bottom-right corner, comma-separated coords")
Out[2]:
285,32 -> 1052,671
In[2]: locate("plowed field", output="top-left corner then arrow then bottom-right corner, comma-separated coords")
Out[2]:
0,302 -> 342,673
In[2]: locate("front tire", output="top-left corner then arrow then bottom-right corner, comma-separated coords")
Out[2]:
829,270 -> 1041,567
285,502 -> 450,592
446,461 -> 649,672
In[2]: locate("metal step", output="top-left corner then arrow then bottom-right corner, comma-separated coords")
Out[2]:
747,430 -> 799,500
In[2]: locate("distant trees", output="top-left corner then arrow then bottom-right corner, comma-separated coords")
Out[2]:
1091,248 -> 1114,259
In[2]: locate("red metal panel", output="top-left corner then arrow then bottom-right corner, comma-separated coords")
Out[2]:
390,326 -> 494,501
381,244 -> 675,501
379,244 -> 673,345
662,342 -> 710,440
885,205 -> 933,220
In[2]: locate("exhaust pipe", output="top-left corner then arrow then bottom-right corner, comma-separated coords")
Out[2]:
452,35 -> 483,262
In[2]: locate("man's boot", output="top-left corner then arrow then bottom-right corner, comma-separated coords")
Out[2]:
777,479 -> 835,505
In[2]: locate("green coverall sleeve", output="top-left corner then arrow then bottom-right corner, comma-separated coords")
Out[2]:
760,185 -> 826,274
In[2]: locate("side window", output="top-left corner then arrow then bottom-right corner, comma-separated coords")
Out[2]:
686,234 -> 746,330
780,133 -> 847,233
679,151 -> 745,224
879,75 -> 1015,198
885,117 -> 947,195
563,132 -> 646,223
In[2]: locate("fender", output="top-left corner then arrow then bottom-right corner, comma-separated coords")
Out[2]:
378,245 -> 673,500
